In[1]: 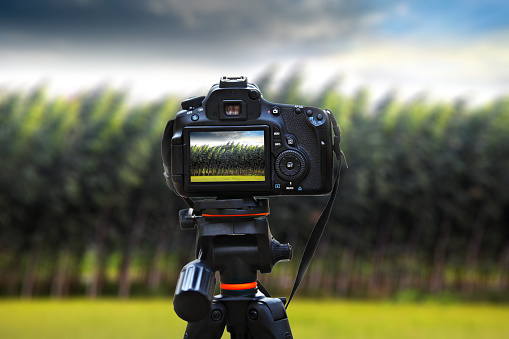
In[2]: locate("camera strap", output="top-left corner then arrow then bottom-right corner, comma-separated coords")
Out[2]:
285,109 -> 346,309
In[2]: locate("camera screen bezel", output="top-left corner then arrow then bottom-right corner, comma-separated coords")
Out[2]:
182,125 -> 271,194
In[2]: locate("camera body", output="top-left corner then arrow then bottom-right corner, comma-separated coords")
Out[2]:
162,76 -> 334,198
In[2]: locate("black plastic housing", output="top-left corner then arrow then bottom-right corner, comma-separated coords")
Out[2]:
162,77 -> 334,198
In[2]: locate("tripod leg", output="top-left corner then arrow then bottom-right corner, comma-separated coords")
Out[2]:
183,301 -> 227,339
246,297 -> 293,339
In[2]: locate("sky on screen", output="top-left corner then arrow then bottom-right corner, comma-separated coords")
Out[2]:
191,131 -> 264,147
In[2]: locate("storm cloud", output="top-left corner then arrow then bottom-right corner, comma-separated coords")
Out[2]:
0,0 -> 396,53
2,1 -> 508,102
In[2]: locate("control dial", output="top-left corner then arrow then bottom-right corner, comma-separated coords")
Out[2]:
181,96 -> 205,110
275,150 -> 307,182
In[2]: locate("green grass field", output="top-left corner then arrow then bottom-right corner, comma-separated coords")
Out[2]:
191,175 -> 265,182
1,299 -> 508,339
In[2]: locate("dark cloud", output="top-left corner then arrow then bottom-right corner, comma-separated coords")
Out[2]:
2,0 -> 507,103
0,0 -> 398,52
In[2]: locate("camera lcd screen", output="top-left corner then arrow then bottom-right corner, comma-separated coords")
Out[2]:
189,130 -> 265,183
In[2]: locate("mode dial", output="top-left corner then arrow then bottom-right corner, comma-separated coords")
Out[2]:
181,96 -> 205,110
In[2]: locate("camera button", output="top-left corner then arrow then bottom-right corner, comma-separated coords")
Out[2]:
317,113 -> 323,120
273,126 -> 281,138
274,141 -> 282,150
306,109 -> 313,117
191,114 -> 199,121
286,136 -> 296,147
272,106 -> 280,115
248,90 -> 260,100
295,107 -> 302,114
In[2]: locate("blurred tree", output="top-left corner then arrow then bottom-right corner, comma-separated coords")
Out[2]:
0,76 -> 508,300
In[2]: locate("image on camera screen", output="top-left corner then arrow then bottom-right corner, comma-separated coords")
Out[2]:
190,130 -> 265,182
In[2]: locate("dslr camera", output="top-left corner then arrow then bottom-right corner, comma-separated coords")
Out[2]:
162,76 -> 335,198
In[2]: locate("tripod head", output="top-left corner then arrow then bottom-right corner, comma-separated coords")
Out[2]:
174,198 -> 292,323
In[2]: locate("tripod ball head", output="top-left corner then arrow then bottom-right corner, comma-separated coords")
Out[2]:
173,259 -> 216,322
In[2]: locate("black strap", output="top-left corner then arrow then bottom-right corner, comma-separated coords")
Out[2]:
183,197 -> 194,209
285,160 -> 342,308
257,279 -> 272,298
285,109 -> 345,309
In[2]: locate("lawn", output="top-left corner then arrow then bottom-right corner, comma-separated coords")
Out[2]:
0,299 -> 508,339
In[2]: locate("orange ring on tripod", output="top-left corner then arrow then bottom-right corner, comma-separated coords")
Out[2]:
220,282 -> 257,290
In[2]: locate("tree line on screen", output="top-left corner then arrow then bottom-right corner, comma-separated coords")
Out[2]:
190,142 -> 264,177
0,70 -> 508,300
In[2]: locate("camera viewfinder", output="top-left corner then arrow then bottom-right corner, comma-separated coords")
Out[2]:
225,104 -> 241,116
220,100 -> 246,120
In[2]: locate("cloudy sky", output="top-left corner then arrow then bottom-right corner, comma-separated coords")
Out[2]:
1,0 -> 508,103
191,131 -> 264,147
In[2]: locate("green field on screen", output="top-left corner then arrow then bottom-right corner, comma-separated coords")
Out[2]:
191,175 -> 265,182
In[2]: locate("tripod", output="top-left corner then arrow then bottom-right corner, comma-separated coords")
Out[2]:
174,198 -> 294,339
